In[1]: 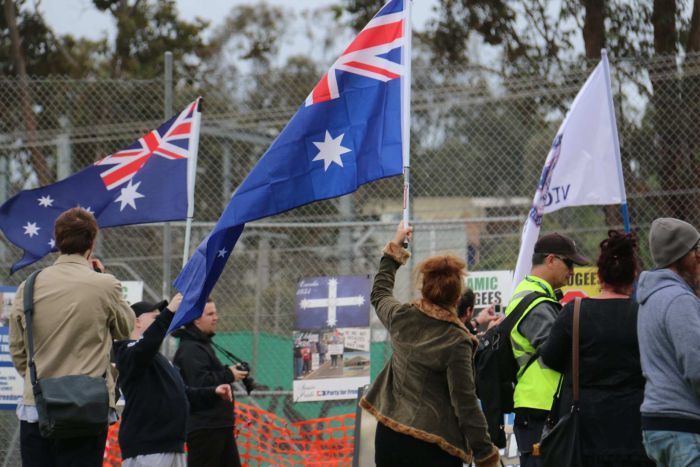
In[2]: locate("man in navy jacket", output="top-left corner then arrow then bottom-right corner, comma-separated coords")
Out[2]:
115,295 -> 232,467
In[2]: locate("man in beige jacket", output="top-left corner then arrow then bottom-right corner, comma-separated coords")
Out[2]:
9,207 -> 134,466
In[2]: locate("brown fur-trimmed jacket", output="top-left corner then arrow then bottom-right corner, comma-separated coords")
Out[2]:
360,242 -> 499,467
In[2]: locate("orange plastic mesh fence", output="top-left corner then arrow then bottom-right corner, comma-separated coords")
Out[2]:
103,402 -> 356,466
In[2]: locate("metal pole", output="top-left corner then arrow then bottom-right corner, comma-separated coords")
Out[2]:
252,236 -> 270,371
162,51 -> 173,299
56,115 -> 71,181
222,143 -> 232,209
0,156 -> 6,261
338,195 -> 353,275
601,49 -> 631,233
162,52 -> 174,358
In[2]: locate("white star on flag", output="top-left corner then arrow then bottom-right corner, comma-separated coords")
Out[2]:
23,222 -> 40,238
48,239 -> 55,248
77,205 -> 94,214
217,248 -> 228,258
37,195 -> 54,207
312,130 -> 352,171
114,180 -> 145,211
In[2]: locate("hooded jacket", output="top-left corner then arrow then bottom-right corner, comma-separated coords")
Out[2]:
173,324 -> 235,433
637,268 -> 700,432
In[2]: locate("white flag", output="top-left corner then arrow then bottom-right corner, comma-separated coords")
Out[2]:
512,53 -> 627,289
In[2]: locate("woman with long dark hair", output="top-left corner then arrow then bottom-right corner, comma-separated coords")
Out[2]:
540,230 -> 654,466
360,223 -> 499,467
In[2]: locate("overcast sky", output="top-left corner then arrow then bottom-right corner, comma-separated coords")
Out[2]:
41,0 -> 439,42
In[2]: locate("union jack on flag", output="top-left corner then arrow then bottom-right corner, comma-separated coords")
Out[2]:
306,0 -> 408,106
95,100 -> 198,190
170,0 -> 411,330
0,98 -> 201,273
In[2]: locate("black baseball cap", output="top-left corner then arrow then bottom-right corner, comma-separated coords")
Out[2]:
534,233 -> 589,265
131,300 -> 169,317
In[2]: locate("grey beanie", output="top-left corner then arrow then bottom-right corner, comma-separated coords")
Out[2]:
649,218 -> 700,268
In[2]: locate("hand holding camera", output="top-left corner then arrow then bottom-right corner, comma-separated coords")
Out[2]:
230,363 -> 249,381
231,362 -> 256,395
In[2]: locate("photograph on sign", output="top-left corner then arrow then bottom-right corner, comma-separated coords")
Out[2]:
0,286 -> 16,325
293,275 -> 370,402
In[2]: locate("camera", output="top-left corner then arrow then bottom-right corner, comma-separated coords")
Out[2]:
235,362 -> 256,395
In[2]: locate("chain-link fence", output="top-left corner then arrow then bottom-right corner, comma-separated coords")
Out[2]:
1,53 -> 699,464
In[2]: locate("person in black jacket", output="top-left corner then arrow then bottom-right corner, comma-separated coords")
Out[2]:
540,231 -> 655,467
173,298 -> 249,467
456,288 -> 502,335
115,294 -> 232,467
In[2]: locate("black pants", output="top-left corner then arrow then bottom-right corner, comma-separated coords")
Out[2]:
187,427 -> 241,467
374,421 -> 462,467
20,420 -> 107,467
514,409 -> 548,467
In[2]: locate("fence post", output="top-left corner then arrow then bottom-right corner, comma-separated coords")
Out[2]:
162,51 -> 174,358
56,115 -> 71,181
338,196 -> 354,275
253,236 -> 270,371
162,51 -> 173,301
0,156 -> 6,261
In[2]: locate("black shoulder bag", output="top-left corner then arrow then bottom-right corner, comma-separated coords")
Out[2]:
539,296 -> 583,467
23,270 -> 109,439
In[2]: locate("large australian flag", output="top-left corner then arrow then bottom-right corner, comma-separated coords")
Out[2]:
170,0 -> 409,331
0,98 -> 201,273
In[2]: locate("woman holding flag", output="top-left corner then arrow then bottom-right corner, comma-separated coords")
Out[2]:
360,222 -> 500,467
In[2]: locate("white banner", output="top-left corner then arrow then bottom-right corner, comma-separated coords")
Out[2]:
513,53 -> 626,287
466,271 -> 513,309
120,281 -> 144,305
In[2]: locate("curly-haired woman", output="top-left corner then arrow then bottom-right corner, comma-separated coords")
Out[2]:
360,223 -> 499,467
540,230 -> 654,467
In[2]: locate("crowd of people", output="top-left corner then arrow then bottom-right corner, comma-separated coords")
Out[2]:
361,218 -> 699,467
6,205 -> 699,467
8,208 -> 249,467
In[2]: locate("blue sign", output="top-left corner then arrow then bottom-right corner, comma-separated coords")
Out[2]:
295,275 -> 370,329
0,326 -> 22,410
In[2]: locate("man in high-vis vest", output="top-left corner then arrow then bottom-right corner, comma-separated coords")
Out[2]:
506,233 -> 589,467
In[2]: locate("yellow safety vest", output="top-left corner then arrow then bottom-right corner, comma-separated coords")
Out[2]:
505,275 -> 561,411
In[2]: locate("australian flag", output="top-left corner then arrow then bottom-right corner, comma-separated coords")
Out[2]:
170,0 -> 409,331
0,98 -> 201,273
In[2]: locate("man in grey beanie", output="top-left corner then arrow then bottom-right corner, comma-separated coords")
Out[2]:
637,217 -> 700,466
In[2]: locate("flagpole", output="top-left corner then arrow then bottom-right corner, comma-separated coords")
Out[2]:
401,0 -> 412,245
601,49 -> 630,233
183,98 -> 202,268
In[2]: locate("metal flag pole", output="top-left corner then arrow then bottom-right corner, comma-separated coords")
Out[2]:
601,49 -> 631,233
401,0 -> 413,246
182,98 -> 202,268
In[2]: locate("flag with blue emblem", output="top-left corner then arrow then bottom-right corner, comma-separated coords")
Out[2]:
0,98 -> 201,273
170,0 -> 410,331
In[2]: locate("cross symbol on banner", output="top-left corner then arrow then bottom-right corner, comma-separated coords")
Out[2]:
299,278 -> 365,326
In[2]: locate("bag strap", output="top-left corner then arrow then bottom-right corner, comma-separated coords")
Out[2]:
22,270 -> 41,386
500,291 -> 546,336
572,297 -> 581,403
